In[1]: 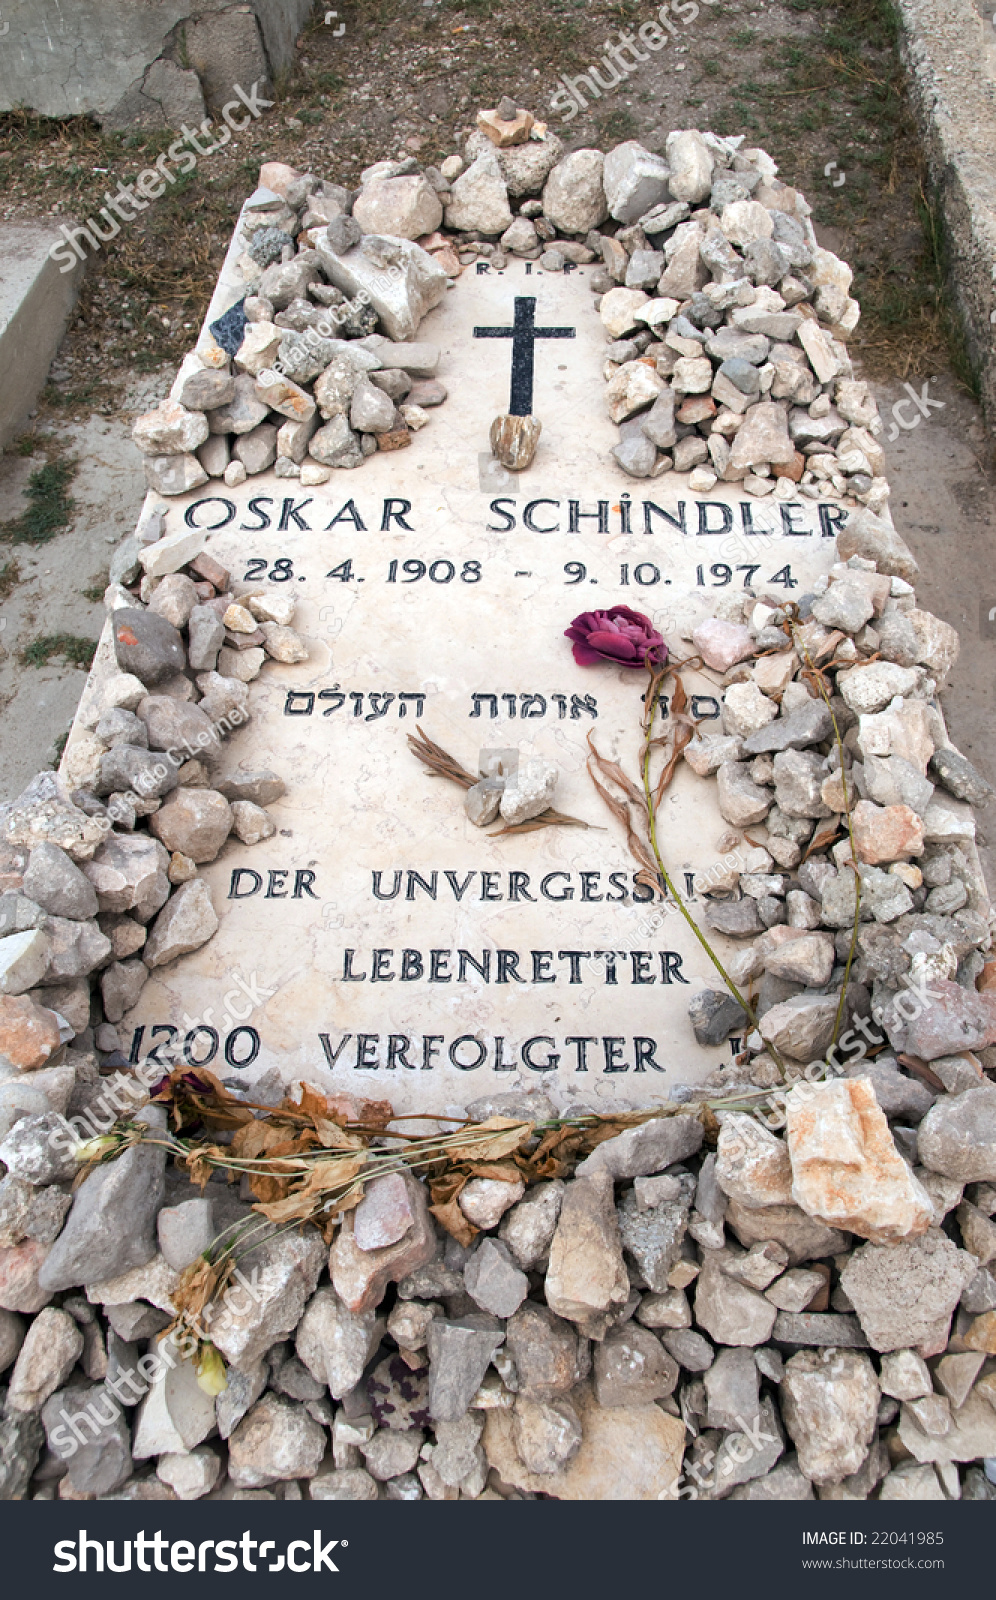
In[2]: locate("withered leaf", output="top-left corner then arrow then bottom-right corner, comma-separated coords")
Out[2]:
442,1117 -> 533,1163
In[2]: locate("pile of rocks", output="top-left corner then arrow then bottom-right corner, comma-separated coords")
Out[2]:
133,162 -> 453,496
2,1074 -> 996,1503
132,123 -> 879,495
0,518 -> 303,1107
679,506 -> 992,1093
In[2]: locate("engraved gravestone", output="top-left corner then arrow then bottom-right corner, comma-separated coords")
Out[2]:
76,243 -> 847,1113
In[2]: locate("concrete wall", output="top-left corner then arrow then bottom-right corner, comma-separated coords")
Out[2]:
0,0 -> 316,126
0,223 -> 85,450
896,0 -> 996,432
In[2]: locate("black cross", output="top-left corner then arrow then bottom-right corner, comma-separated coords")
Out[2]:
473,297 -> 575,416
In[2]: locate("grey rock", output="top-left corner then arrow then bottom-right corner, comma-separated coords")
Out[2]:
157,1197 -> 214,1271
726,1198 -> 848,1264
137,695 -> 221,765
186,605 -> 226,673
0,1110 -> 87,1185
94,708 -> 147,750
22,843 -> 97,921
840,1230 -> 978,1354
695,1255 -> 778,1346
0,1410 -> 43,1499
499,1180 -> 564,1270
918,1086 -> 996,1181
704,1346 -> 759,1430
640,388 -> 677,449
207,373 -> 269,435
780,1348 -> 879,1486
715,763 -> 772,829
83,833 -> 170,920
310,414 -> 363,468
427,1316 -> 505,1422
705,897 -> 765,938
227,1393 -> 326,1489
216,772 -> 286,807
729,1453 -> 814,1500
504,1300 -> 587,1400
295,1284 -> 382,1400
96,744 -> 179,801
464,1238 -> 528,1319
662,1327 -> 714,1371
216,1360 -> 267,1440
592,1323 -> 678,1406
929,748 -> 992,804
232,422 -> 278,475
112,609 -> 185,686
773,749 -> 831,818
688,989 -> 748,1046
350,376 -> 397,434
772,1312 -> 868,1347
37,1106 -> 167,1290
100,958 -> 148,1022
143,879 -> 219,967
742,701 -> 833,756
575,1114 -> 702,1180
41,1383 -> 132,1495
617,1187 -> 691,1292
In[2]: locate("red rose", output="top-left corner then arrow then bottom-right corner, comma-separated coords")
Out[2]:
565,605 -> 667,669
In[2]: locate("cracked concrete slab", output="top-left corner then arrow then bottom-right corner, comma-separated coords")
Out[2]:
0,0 -> 314,122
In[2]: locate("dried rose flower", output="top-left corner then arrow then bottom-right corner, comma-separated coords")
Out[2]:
565,605 -> 667,669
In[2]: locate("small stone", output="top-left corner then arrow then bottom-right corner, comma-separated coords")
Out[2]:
694,1254 -> 778,1346
716,1115 -> 795,1208
841,1229 -> 978,1355
577,1115 -> 703,1182
459,1175 -> 525,1229
542,149 -> 608,235
780,1348 -> 879,1486
499,1181 -> 563,1270
149,789 -> 233,863
617,1188 -> 691,1293
764,1268 -> 825,1313
22,843 -> 98,921
143,879 -> 219,967
505,1301 -> 585,1399
330,1174 -> 437,1313
229,800 -> 276,846
295,1285 -> 383,1400
693,618 -> 755,673
227,1393 -> 326,1488
37,1107 -> 166,1293
593,1323 -> 678,1407
464,1238 -> 529,1318
723,683 -> 779,740
0,993 -> 64,1070
512,1394 -> 582,1475
427,1316 -> 505,1422
879,1349 -> 933,1401
688,989 -> 748,1046
157,1446 -> 221,1500
785,1077 -> 934,1244
157,1197 -> 215,1272
490,413 -> 542,471
6,1306 -> 84,1411
112,609 -> 185,687
545,1172 -> 628,1324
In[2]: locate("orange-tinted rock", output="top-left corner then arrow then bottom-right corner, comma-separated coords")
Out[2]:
852,800 -> 924,864
0,994 -> 63,1070
786,1077 -> 933,1244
